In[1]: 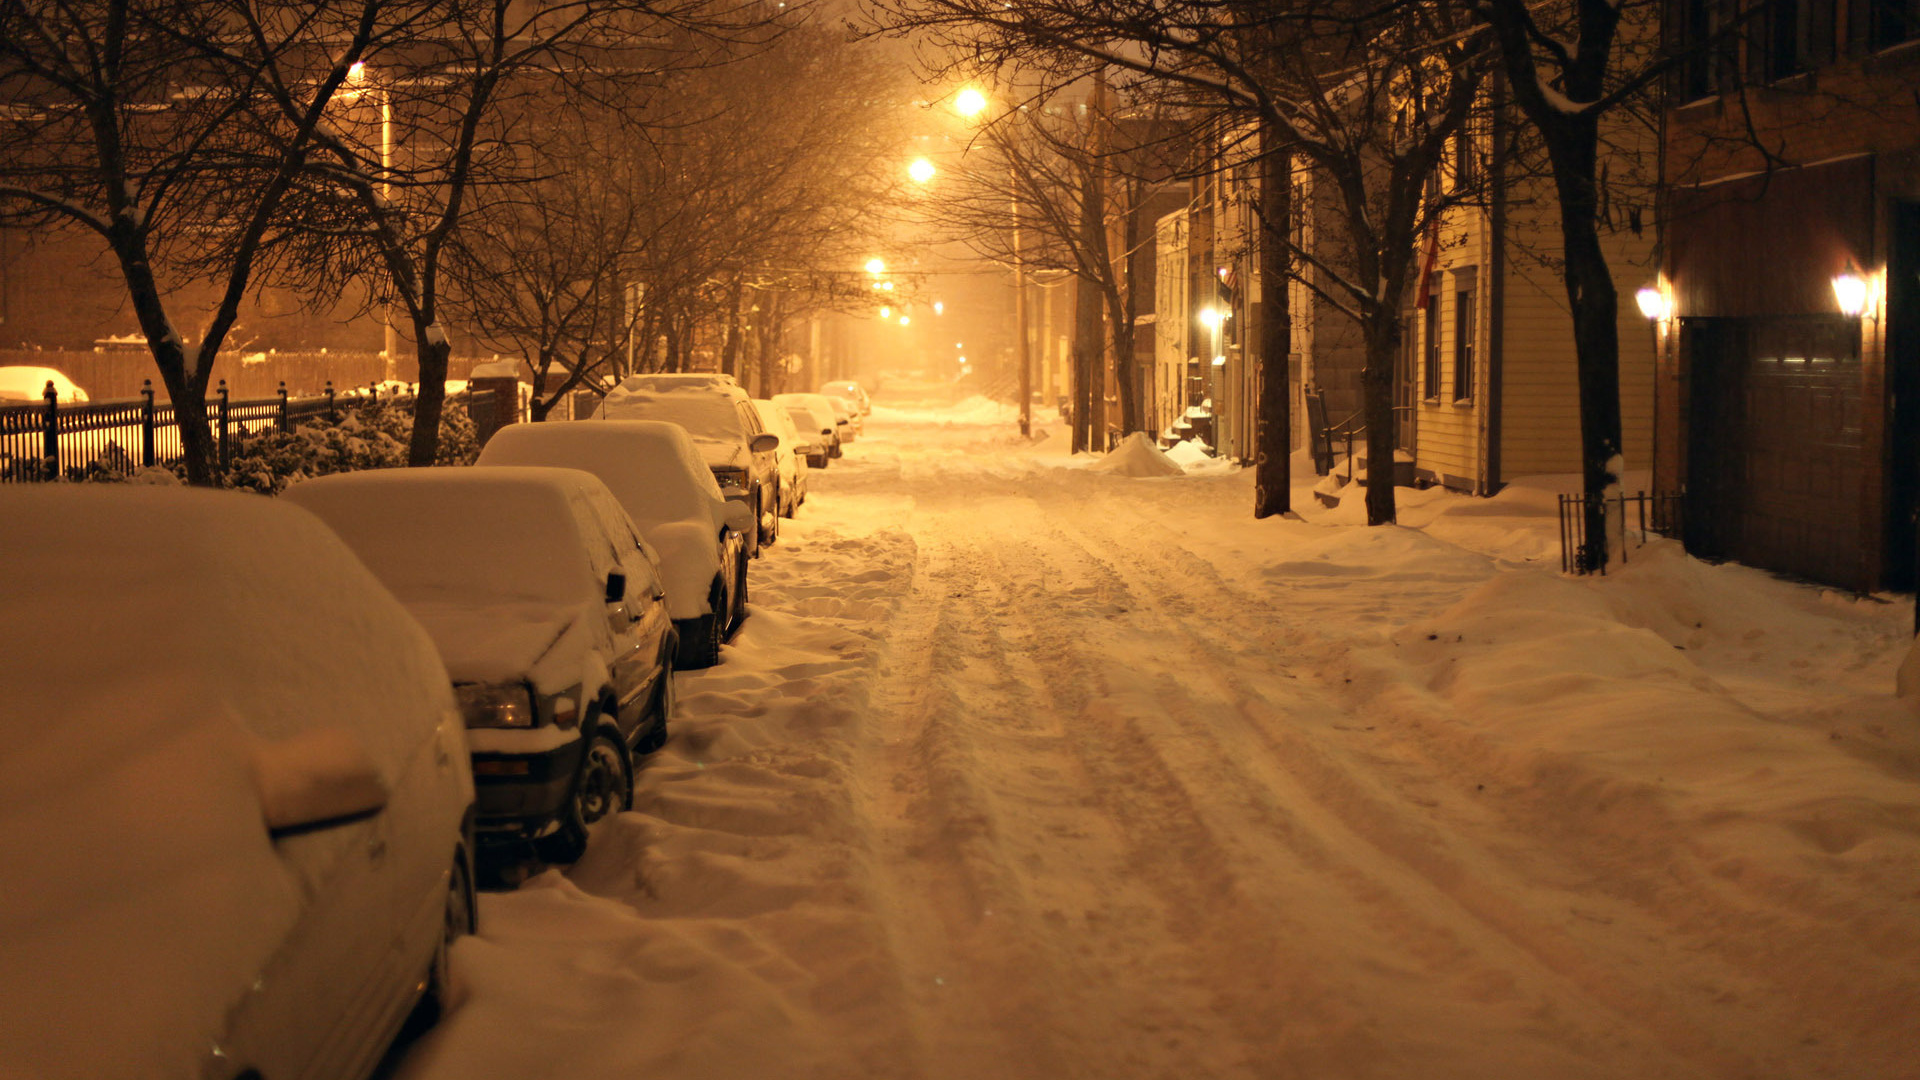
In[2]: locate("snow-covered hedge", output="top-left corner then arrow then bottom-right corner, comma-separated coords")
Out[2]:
74,397 -> 480,492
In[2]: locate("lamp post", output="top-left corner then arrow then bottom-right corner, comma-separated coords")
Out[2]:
349,62 -> 397,378
955,87 -> 1031,438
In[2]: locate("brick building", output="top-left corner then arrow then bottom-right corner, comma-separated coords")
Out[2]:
1657,0 -> 1920,590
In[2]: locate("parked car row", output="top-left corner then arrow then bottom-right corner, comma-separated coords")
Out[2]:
0,374 -> 875,1080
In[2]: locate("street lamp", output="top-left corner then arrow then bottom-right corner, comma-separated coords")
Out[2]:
865,258 -> 886,275
954,86 -> 1032,437
908,157 -> 936,183
954,87 -> 988,118
1833,262 -> 1869,317
348,62 -> 397,375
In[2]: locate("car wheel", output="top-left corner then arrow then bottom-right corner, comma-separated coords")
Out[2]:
536,728 -> 630,864
420,845 -> 477,1020
761,487 -> 779,548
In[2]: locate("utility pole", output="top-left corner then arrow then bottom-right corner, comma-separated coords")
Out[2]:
1013,178 -> 1031,438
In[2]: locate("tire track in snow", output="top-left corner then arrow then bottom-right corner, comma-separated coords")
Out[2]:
1048,493 -> 1805,1077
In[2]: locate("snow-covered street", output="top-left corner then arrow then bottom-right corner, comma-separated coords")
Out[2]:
399,385 -> 1920,1080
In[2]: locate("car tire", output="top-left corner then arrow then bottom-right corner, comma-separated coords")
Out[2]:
761,486 -> 779,548
536,728 -> 630,865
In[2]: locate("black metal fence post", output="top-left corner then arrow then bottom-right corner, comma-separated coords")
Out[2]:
278,381 -> 290,433
325,380 -> 336,422
141,380 -> 156,467
217,379 -> 231,466
41,380 -> 57,481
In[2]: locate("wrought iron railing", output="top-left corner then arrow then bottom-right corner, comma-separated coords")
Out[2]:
1558,490 -> 1685,574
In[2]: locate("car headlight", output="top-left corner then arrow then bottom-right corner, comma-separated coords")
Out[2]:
714,466 -> 749,490
455,683 -> 536,728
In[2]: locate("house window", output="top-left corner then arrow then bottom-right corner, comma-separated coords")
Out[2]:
1673,0 -> 1740,98
1750,0 -> 1836,80
1858,0 -> 1920,49
1454,128 -> 1477,189
1423,284 -> 1442,400
1453,288 -> 1476,401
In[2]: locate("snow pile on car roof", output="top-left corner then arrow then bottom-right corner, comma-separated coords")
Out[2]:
480,421 -> 721,531
0,486 -> 453,1078
1088,431 -> 1184,477
0,364 -> 87,402
598,388 -> 747,466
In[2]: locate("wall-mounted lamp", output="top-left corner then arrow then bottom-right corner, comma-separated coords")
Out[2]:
1833,262 -> 1868,317
1634,285 -> 1671,321
1198,307 -> 1225,329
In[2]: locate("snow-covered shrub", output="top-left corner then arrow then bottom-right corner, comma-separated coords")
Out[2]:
218,398 -> 480,494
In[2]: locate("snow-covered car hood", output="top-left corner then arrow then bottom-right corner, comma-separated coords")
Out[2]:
403,598 -> 612,695
644,520 -> 723,620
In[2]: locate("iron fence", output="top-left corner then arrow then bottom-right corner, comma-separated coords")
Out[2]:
0,377 -> 489,482
1558,490 -> 1685,574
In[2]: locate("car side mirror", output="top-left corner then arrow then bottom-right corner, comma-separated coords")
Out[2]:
749,432 -> 779,454
605,571 -> 626,603
721,501 -> 754,534
252,728 -> 389,837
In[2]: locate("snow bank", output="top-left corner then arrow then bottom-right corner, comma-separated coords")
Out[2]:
1088,431 -> 1184,477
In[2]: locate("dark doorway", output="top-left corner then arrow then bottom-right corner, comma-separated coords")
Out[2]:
1884,201 -> 1920,591
1686,314 -> 1866,588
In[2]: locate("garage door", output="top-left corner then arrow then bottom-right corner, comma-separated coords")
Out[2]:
1685,315 -> 1865,589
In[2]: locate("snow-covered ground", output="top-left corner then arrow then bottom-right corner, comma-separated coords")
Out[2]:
398,383 -> 1920,1080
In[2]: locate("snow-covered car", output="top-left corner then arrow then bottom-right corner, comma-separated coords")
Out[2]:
0,365 -> 88,403
822,391 -> 862,438
0,486 -> 475,1080
818,379 -> 870,416
617,371 -> 739,393
775,391 -> 850,456
778,397 -> 837,469
596,378 -> 781,555
751,397 -> 809,517
478,421 -> 752,668
285,467 -> 677,864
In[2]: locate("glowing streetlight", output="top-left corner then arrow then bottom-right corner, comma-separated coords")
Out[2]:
908,157 -> 936,183
865,258 -> 886,275
954,87 -> 988,118
881,280 -> 894,291
879,305 -> 891,319
1634,285 -> 1669,321
1198,306 -> 1225,329
349,60 -> 368,81
899,315 -> 911,326
1833,262 -> 1869,317
933,301 -> 944,315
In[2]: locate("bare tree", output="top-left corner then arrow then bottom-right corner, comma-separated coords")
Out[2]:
872,0 -> 1492,523
0,0 -> 411,484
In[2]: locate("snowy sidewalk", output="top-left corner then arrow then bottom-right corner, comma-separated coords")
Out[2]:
398,393 -> 1920,1080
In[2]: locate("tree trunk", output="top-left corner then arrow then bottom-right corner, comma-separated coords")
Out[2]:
1546,118 -> 1623,572
1104,281 -> 1135,436
1072,280 -> 1101,453
108,229 -> 219,484
407,322 -> 452,466
1253,136 -> 1292,519
1361,310 -> 1401,526
720,277 -> 744,382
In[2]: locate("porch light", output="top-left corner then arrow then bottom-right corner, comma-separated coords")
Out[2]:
1634,285 -> 1670,321
1833,263 -> 1868,317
